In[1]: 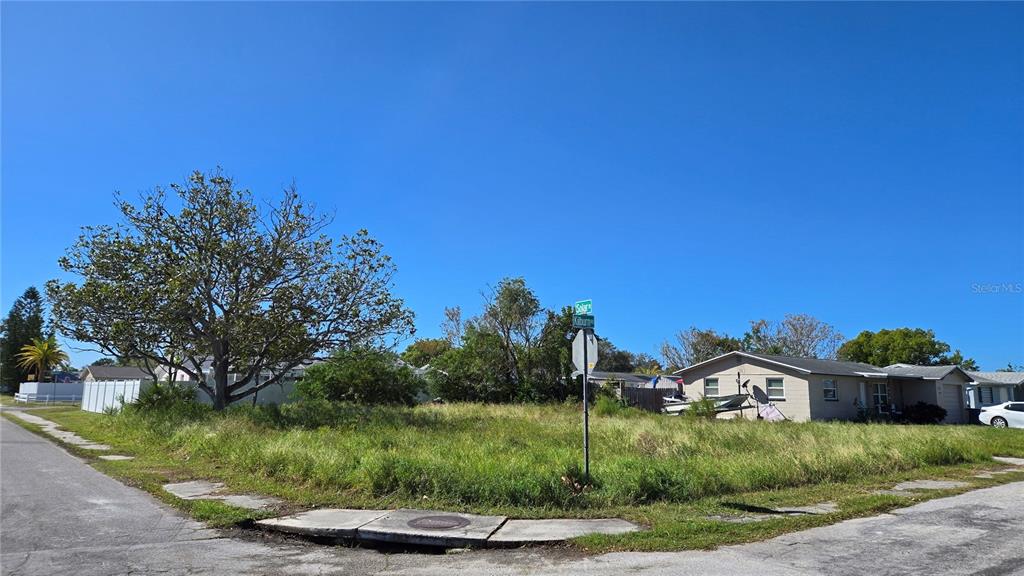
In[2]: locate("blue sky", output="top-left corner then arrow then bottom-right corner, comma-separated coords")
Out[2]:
3,2 -> 1022,369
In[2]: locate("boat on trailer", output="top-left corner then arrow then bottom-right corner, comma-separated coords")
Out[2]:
662,393 -> 751,415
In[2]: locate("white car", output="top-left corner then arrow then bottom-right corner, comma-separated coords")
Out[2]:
978,402 -> 1024,429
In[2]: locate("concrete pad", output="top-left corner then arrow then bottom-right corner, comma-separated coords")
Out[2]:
488,519 -> 639,545
704,514 -> 770,524
79,444 -> 112,451
892,480 -> 969,491
98,455 -> 135,461
357,508 -> 507,548
773,502 -> 838,515
973,473 -> 994,479
256,509 -> 391,538
993,456 -> 1024,466
218,494 -> 282,510
163,480 -> 225,499
872,489 -> 920,497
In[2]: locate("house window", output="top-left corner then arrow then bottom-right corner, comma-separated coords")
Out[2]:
980,387 -> 994,405
766,378 -> 785,400
823,379 -> 838,401
704,378 -> 719,397
873,382 -> 889,413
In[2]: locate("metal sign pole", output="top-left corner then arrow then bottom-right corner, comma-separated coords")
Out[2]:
582,329 -> 590,481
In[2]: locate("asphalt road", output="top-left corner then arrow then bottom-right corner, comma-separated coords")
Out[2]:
2,414 -> 1023,576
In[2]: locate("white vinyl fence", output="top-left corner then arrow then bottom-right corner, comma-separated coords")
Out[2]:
81,380 -> 148,413
16,381 -> 84,403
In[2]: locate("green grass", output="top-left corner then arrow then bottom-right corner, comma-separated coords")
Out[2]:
9,402 -> 1024,551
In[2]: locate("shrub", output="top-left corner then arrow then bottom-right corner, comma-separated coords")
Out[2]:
121,381 -> 208,424
594,394 -> 624,416
296,348 -> 423,406
131,381 -> 198,412
902,402 -> 947,425
684,397 -> 718,420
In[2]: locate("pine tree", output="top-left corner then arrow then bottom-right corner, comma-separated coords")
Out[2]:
0,287 -> 47,392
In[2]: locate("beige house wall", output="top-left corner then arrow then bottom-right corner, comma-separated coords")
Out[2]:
805,375 -> 863,420
937,370 -> 971,424
679,355 -> 812,422
900,380 -> 938,406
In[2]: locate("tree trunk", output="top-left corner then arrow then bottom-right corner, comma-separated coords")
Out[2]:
212,340 -> 229,411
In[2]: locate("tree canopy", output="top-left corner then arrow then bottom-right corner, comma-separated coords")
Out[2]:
661,314 -> 843,370
427,279 -> 664,403
297,347 -> 423,406
660,327 -> 742,370
837,328 -> 977,369
400,338 -> 451,368
47,169 -> 414,409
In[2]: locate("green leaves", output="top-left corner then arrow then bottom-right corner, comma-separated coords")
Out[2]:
47,168 -> 415,408
15,335 -> 69,381
837,328 -> 978,369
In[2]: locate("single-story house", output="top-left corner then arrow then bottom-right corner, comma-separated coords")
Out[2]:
151,358 -> 315,405
79,365 -> 150,382
673,351 -> 1018,424
588,371 -> 682,390
968,371 -> 1023,404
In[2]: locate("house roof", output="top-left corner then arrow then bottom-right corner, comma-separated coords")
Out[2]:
968,371 -> 1024,385
745,353 -> 888,377
588,371 -> 654,384
81,365 -> 150,380
673,351 -> 887,378
882,364 -> 971,380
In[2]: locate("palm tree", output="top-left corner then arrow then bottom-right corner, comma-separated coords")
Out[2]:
16,336 -> 69,385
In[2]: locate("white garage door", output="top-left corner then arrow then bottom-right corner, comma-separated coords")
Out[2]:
939,384 -> 964,424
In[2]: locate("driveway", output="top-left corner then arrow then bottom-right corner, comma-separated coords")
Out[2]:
2,416 -> 1022,576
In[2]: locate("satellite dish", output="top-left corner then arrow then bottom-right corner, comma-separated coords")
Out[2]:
752,385 -> 770,405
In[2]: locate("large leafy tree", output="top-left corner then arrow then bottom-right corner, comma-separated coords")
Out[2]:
479,277 -> 541,388
837,328 -> 976,368
528,306 -> 575,401
595,339 -> 636,372
429,324 -> 512,402
0,287 -> 47,391
297,347 -> 422,406
15,336 -> 69,383
47,169 -> 414,409
400,338 -> 451,368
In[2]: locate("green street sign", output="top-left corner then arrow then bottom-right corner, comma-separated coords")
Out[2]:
572,314 -> 595,329
574,299 -> 593,315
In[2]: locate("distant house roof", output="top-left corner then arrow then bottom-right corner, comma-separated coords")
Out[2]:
674,351 -> 887,378
968,371 -> 1024,385
882,364 -> 971,380
588,371 -> 654,384
80,365 -> 150,381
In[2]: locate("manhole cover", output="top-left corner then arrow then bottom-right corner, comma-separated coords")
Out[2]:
407,515 -> 471,531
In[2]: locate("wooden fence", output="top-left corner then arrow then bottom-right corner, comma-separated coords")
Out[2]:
622,387 -> 665,413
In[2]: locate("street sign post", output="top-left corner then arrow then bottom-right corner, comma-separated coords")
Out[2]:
572,330 -> 598,373
572,314 -> 595,330
572,299 -> 596,481
574,299 -> 592,315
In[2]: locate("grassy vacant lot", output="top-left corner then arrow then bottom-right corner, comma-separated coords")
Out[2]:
13,402 -> 1024,551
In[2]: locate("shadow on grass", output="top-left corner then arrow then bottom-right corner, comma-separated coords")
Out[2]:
721,502 -> 813,516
